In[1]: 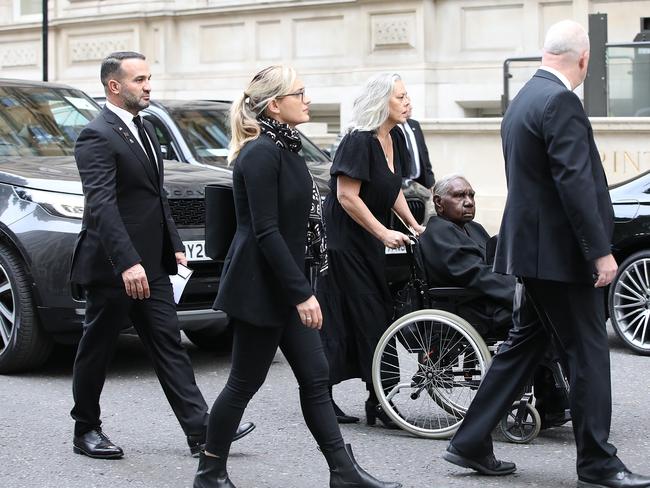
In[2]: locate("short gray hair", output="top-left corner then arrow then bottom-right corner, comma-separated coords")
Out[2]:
433,174 -> 469,198
348,73 -> 401,132
543,20 -> 589,58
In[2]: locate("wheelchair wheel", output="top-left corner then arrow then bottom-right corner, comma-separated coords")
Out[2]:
499,402 -> 541,444
372,309 -> 491,439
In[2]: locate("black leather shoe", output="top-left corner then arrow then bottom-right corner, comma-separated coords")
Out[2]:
577,470 -> 650,488
187,432 -> 206,458
443,444 -> 516,476
540,410 -> 571,430
232,421 -> 255,442
73,429 -> 124,459
188,422 -> 256,457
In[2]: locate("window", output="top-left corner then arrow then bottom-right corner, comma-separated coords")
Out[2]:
15,0 -> 41,17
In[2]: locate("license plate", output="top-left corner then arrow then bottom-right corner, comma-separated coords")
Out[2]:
385,246 -> 407,255
183,240 -> 211,261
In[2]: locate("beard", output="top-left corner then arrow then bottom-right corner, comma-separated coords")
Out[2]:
122,91 -> 149,112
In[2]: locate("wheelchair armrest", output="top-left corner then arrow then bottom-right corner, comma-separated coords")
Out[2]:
426,287 -> 483,299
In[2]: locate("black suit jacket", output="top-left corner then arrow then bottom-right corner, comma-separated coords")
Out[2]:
494,70 -> 614,284
213,136 -> 314,327
71,107 -> 184,285
405,119 -> 434,188
393,119 -> 434,188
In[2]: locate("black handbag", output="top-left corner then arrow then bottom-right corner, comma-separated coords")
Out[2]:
204,183 -> 236,261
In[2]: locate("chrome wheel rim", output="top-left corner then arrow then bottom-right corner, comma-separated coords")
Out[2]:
612,258 -> 650,352
0,263 -> 16,355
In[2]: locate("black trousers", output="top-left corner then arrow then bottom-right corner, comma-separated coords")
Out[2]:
71,275 -> 208,437
205,318 -> 344,457
450,278 -> 625,480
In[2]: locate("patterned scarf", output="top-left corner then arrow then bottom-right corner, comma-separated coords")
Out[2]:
257,114 -> 328,288
257,113 -> 302,152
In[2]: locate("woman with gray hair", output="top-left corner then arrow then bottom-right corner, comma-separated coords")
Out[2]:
319,73 -> 424,429
194,65 -> 401,488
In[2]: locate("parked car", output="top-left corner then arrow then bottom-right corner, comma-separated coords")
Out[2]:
608,171 -> 650,355
0,79 -> 230,373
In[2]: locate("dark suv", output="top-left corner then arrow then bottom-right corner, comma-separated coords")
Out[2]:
0,79 -> 229,373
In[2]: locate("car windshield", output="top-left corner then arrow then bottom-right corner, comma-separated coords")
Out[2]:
0,85 -> 100,157
166,106 -> 330,167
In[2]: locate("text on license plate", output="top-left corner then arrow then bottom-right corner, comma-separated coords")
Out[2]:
183,240 -> 211,261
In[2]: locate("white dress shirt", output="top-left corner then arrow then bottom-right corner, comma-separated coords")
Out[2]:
539,65 -> 573,91
105,100 -> 159,168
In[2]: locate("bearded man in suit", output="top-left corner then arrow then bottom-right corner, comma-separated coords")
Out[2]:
70,51 -> 253,459
442,21 -> 650,488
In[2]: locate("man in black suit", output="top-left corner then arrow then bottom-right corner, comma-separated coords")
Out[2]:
70,51 -> 253,459
442,21 -> 650,488
397,104 -> 434,189
419,174 -> 570,425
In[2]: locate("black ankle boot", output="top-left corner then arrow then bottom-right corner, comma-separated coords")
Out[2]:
323,444 -> 402,488
193,452 -> 236,488
365,399 -> 399,430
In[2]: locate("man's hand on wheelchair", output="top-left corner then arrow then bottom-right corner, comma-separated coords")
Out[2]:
381,229 -> 412,249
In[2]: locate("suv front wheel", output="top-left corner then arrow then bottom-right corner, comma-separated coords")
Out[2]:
0,243 -> 53,373
608,250 -> 650,355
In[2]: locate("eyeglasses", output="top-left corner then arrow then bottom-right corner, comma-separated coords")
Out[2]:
277,89 -> 306,103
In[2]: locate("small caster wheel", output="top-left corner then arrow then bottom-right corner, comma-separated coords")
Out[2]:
500,402 -> 541,443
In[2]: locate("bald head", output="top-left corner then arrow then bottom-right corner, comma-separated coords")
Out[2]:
541,20 -> 590,89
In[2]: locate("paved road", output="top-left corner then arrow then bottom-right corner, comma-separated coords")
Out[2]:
1,325 -> 648,488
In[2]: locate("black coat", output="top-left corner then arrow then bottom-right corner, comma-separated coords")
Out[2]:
71,107 -> 183,285
214,136 -> 314,327
494,70 -> 614,284
419,217 -> 515,308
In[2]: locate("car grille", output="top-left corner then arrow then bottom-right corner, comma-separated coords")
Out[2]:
169,198 -> 205,227
407,199 -> 426,224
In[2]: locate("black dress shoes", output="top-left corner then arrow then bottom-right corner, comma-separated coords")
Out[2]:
233,421 -> 255,442
73,429 -> 124,459
188,422 -> 256,457
443,444 -> 516,476
577,470 -> 650,488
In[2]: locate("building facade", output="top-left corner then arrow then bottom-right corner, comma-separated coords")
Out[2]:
1,0 -> 648,128
1,0 -> 649,231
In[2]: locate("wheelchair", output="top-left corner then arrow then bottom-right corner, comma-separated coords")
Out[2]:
371,244 -> 566,443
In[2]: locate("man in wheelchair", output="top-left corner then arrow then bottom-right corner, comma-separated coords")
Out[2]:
416,174 -> 569,429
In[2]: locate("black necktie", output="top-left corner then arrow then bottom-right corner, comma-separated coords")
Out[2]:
402,124 -> 418,178
132,116 -> 158,177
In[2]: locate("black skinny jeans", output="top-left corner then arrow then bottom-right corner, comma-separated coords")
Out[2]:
205,318 -> 345,457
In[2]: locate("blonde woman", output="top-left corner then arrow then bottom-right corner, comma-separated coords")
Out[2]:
318,73 -> 425,428
193,66 -> 401,488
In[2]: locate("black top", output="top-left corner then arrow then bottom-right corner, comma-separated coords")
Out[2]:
494,70 -> 614,284
71,107 -> 183,286
214,136 -> 314,327
418,217 -> 515,308
324,130 -> 402,255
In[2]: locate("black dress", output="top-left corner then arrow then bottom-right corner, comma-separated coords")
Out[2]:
319,130 -> 403,384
